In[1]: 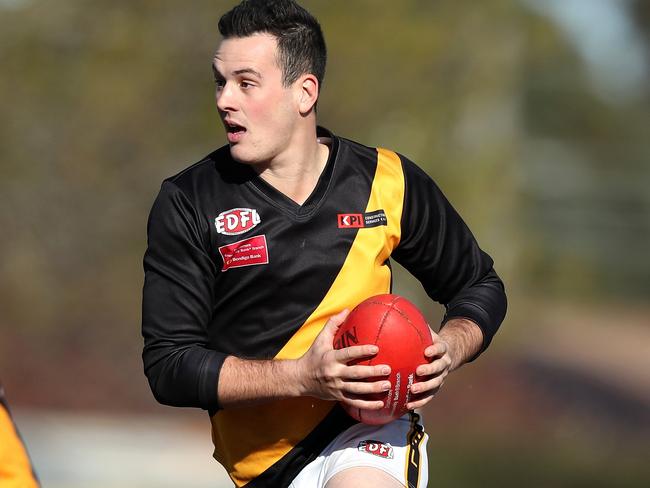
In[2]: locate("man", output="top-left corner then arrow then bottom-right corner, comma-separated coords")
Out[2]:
0,384 -> 40,487
142,1 -> 507,487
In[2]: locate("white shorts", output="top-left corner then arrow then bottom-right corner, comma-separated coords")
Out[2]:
289,412 -> 428,488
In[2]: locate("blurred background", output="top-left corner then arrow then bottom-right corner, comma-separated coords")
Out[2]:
1,0 -> 649,486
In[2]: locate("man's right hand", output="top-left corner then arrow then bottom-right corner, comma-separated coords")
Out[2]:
295,310 -> 391,410
216,310 -> 391,409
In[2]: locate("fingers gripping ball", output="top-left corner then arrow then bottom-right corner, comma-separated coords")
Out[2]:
333,294 -> 433,425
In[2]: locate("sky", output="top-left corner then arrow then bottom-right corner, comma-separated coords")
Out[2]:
523,0 -> 649,103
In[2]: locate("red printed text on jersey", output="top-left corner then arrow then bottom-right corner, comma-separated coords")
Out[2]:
219,235 -> 269,272
358,440 -> 394,459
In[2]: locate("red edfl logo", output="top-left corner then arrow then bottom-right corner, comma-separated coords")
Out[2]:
358,440 -> 394,459
215,208 -> 261,236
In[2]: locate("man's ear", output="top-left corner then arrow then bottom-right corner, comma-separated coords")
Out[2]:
297,74 -> 319,115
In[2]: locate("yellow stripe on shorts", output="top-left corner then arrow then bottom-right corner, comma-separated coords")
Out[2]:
404,412 -> 426,488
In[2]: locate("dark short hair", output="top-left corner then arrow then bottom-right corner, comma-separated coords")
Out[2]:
218,0 -> 327,90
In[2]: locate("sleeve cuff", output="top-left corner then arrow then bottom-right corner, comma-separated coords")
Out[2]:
198,350 -> 228,412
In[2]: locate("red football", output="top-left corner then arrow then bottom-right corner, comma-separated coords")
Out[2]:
333,294 -> 433,425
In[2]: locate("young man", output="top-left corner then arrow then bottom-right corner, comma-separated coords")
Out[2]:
142,1 -> 507,487
0,384 -> 40,487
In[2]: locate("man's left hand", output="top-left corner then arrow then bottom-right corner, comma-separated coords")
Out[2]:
405,318 -> 484,410
405,330 -> 452,410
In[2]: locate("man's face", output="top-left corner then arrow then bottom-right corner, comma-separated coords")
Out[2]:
212,33 -> 300,166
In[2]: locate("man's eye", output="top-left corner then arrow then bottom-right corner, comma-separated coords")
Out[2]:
240,81 -> 253,89
214,79 -> 225,88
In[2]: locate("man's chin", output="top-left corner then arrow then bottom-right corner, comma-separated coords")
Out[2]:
228,146 -> 262,167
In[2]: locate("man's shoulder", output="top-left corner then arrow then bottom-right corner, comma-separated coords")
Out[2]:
335,133 -> 382,161
163,145 -> 229,187
160,144 -> 252,197
334,132 -> 418,172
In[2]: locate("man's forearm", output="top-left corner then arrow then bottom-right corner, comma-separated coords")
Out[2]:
215,310 -> 387,410
216,356 -> 303,408
438,318 -> 484,371
216,318 -> 484,409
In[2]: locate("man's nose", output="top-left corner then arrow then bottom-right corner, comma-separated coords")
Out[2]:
216,83 -> 236,112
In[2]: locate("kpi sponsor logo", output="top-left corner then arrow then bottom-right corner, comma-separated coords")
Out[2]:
215,208 -> 261,235
358,440 -> 394,459
338,210 -> 388,229
338,213 -> 364,228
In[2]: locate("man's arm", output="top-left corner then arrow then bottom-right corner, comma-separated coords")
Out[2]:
392,155 -> 507,353
406,318 -> 483,410
438,318 -> 484,372
142,181 -> 225,410
216,310 -> 390,410
215,314 -> 478,412
392,155 -> 507,409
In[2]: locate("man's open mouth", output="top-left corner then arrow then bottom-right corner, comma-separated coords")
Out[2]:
225,121 -> 246,135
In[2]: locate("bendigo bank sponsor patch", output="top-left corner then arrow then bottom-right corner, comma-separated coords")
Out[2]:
219,235 -> 269,271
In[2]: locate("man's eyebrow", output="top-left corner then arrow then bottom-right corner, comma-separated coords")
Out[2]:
232,68 -> 262,78
211,64 -> 262,79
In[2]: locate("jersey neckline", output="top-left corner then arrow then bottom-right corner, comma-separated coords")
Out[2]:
244,126 -> 340,219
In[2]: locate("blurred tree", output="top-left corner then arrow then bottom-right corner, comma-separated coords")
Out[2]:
0,0 -> 648,410
519,0 -> 650,299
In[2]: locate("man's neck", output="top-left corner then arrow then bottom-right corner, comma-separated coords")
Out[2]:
255,134 -> 330,206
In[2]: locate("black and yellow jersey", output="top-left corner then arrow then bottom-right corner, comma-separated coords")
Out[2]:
0,385 -> 39,487
142,127 -> 506,487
